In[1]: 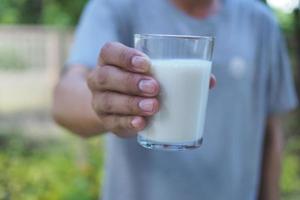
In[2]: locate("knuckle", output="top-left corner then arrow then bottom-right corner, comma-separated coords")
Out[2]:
96,67 -> 109,87
124,73 -> 139,89
100,42 -> 115,60
91,96 -> 100,114
117,117 -> 131,131
125,117 -> 134,130
126,97 -> 139,113
110,116 -> 140,137
119,48 -> 133,66
101,115 -> 110,127
98,92 -> 113,113
87,67 -> 106,90
115,123 -> 124,133
86,71 -> 95,90
102,115 -> 115,132
109,116 -> 123,133
124,73 -> 134,84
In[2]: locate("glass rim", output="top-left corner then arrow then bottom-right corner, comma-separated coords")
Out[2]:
135,34 -> 214,41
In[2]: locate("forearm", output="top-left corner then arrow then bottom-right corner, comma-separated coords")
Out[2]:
259,116 -> 283,200
52,65 -> 105,137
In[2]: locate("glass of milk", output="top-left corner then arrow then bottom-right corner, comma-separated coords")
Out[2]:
134,34 -> 214,151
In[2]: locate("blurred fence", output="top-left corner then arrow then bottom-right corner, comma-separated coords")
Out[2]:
0,25 -> 73,85
0,26 -> 74,137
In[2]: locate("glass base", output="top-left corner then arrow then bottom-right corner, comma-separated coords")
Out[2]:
137,135 -> 203,151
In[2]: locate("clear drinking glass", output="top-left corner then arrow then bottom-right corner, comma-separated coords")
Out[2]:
134,34 -> 214,151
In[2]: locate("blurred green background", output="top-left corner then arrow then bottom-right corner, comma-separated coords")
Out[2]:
0,0 -> 299,199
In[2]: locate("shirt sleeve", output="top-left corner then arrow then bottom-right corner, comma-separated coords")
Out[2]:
267,21 -> 298,115
66,0 -> 119,69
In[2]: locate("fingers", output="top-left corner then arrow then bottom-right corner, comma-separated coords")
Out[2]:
92,92 -> 159,116
88,65 -> 159,97
102,115 -> 146,137
99,42 -> 151,73
209,74 -> 216,89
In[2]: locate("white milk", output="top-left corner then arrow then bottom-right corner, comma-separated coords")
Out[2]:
139,59 -> 212,143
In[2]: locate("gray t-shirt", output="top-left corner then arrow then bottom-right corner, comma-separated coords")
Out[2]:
68,0 -> 298,199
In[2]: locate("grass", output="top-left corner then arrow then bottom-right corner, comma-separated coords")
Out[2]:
281,135 -> 300,200
0,131 -> 104,200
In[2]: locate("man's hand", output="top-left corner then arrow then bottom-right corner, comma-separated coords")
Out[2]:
87,42 -> 216,137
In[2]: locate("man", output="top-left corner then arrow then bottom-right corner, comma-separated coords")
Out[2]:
52,0 -> 298,199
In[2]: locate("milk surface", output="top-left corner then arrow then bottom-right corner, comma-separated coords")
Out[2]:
139,59 -> 212,143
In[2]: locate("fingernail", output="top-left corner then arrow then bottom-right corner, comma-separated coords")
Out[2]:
131,117 -> 142,129
139,99 -> 154,112
131,56 -> 149,72
139,79 -> 156,94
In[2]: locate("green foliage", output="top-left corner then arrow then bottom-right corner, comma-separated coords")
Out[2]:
0,0 -> 88,26
0,0 -> 42,24
0,131 -> 104,200
274,9 -> 295,34
42,0 -> 88,26
281,137 -> 300,198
